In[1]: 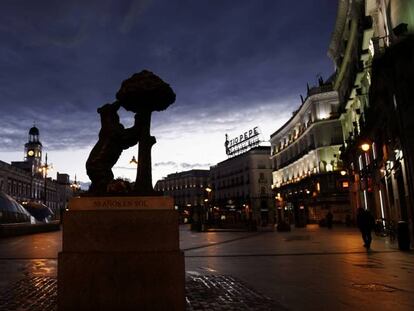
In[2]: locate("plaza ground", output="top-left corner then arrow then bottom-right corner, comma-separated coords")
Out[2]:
0,224 -> 413,310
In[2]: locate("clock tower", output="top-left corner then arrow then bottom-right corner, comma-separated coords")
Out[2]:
24,125 -> 43,174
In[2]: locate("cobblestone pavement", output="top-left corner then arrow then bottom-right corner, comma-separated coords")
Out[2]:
1,226 -> 414,310
0,272 -> 282,311
186,273 -> 285,311
0,276 -> 56,311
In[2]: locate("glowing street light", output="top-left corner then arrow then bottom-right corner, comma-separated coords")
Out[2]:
129,156 -> 138,165
360,143 -> 370,152
70,174 -> 81,193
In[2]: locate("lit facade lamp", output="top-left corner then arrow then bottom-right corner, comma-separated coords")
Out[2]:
360,143 -> 371,152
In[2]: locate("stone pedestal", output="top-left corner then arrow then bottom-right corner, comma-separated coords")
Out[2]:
58,196 -> 185,311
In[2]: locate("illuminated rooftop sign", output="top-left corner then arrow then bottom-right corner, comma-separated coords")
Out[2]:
225,126 -> 261,157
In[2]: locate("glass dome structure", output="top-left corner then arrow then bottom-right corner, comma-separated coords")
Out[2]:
0,191 -> 32,224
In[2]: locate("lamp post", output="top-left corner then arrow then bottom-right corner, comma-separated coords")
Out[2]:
38,153 -> 52,205
359,141 -> 372,211
70,174 -> 81,194
204,187 -> 212,230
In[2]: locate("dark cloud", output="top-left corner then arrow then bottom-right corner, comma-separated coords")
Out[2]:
0,0 -> 338,152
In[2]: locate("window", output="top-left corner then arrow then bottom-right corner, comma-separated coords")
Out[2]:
358,155 -> 363,170
372,142 -> 377,160
365,152 -> 370,166
326,163 -> 333,172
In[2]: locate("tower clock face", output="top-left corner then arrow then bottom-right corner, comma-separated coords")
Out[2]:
27,150 -> 35,157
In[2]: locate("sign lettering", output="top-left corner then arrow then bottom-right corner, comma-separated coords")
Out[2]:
225,126 -> 262,157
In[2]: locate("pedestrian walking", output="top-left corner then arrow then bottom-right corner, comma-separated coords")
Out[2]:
326,211 -> 333,229
356,207 -> 375,249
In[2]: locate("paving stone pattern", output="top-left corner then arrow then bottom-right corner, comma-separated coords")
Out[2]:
0,276 -> 57,311
186,274 -> 283,311
0,274 -> 282,311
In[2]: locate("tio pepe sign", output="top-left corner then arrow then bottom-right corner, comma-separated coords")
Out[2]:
225,126 -> 261,156
227,127 -> 259,147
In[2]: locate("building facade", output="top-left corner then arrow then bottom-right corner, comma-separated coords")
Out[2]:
154,169 -> 210,223
270,82 -> 350,225
209,146 -> 274,228
329,0 -> 414,242
0,126 -> 73,221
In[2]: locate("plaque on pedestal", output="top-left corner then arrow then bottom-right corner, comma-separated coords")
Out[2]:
69,196 -> 174,210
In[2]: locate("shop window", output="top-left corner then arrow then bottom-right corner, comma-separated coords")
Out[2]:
372,142 -> 377,160
319,161 -> 326,172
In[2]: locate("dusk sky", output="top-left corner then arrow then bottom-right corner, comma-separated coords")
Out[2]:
0,0 -> 338,187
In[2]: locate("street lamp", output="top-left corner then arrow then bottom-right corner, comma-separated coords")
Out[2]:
70,174 -> 81,193
38,153 -> 52,205
203,187 -> 213,230
129,156 -> 138,165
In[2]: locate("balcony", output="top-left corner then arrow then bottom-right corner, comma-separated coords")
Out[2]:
276,143 -> 316,170
370,35 -> 390,58
307,84 -> 334,97
272,115 -> 340,157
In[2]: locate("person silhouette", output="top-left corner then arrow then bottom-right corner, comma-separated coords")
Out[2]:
356,207 -> 375,249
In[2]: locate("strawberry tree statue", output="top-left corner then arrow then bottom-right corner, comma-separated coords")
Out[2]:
116,70 -> 176,195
